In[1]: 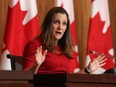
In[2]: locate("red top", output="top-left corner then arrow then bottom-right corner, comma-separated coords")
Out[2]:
23,39 -> 70,74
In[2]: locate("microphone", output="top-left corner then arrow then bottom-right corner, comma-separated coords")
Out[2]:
89,50 -> 104,55
89,50 -> 116,59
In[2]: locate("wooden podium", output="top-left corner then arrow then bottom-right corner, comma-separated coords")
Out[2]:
66,74 -> 116,87
0,71 -> 116,87
0,70 -> 33,87
33,73 -> 66,87
33,73 -> 116,87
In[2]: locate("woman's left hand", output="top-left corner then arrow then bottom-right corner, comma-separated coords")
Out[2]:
87,54 -> 107,73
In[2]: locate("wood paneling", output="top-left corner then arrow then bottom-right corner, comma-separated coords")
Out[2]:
109,0 -> 116,66
0,0 -> 9,55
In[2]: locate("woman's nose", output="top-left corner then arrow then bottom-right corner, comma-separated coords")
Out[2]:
58,23 -> 63,29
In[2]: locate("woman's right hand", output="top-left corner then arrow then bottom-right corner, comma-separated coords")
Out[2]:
35,46 -> 47,67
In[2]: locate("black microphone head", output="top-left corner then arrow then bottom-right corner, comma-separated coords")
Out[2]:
89,50 -> 96,54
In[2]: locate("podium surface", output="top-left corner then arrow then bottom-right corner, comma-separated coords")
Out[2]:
66,73 -> 116,87
0,70 -> 33,87
0,71 -> 116,87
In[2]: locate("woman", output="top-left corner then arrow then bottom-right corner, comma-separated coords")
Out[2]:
23,7 -> 106,74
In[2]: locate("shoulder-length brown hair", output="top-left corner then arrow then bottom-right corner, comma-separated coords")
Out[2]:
37,7 -> 74,58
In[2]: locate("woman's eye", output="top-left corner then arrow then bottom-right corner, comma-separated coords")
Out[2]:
53,20 -> 59,24
63,22 -> 67,26
53,20 -> 67,26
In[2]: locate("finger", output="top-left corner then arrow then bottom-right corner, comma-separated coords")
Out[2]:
43,50 -> 47,56
99,58 -> 107,64
36,46 -> 42,53
99,62 -> 106,67
96,55 -> 106,61
35,53 -> 39,58
96,54 -> 105,60
37,47 -> 40,53
35,53 -> 37,57
39,46 -> 42,52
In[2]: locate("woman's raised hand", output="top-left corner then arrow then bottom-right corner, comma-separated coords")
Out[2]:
87,54 -> 107,73
35,46 -> 47,66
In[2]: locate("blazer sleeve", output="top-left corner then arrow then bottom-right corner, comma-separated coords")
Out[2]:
23,40 -> 39,69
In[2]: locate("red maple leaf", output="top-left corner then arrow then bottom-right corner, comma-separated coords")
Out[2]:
87,12 -> 114,69
4,1 -> 40,56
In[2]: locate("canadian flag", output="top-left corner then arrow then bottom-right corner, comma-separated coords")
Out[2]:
55,0 -> 79,73
0,0 -> 40,70
86,0 -> 115,74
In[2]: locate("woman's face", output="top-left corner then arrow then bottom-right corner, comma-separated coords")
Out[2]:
52,13 -> 67,41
